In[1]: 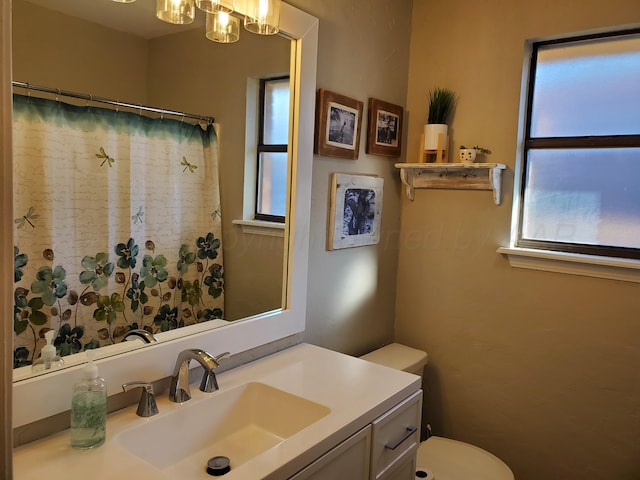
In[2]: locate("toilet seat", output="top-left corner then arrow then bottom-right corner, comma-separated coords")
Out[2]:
416,436 -> 514,480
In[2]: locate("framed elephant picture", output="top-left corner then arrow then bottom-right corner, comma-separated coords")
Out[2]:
327,173 -> 383,250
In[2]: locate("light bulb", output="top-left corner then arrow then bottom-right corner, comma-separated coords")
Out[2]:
244,0 -> 280,35
206,11 -> 240,43
156,0 -> 195,25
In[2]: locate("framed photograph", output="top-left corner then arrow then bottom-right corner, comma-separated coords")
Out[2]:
315,89 -> 363,160
366,98 -> 403,157
328,173 -> 384,250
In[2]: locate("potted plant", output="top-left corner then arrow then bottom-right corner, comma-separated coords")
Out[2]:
424,87 -> 456,151
458,145 -> 492,164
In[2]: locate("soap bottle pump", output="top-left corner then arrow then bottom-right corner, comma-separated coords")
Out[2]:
32,329 -> 64,372
70,349 -> 107,449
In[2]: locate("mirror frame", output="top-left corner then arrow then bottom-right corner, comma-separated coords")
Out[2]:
2,0 -> 318,433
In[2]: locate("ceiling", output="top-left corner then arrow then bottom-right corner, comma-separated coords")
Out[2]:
25,0 -> 205,39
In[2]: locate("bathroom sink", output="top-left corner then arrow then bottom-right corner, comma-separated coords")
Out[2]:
115,382 -> 330,475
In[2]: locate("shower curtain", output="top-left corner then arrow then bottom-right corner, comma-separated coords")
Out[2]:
12,93 -> 224,366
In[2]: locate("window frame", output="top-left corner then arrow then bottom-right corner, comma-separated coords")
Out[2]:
515,27 -> 640,260
254,75 -> 290,223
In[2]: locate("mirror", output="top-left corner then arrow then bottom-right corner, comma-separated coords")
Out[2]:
9,0 -> 317,429
11,0 -> 292,378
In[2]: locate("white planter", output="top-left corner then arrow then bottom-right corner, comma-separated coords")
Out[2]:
423,124 -> 448,151
459,148 -> 477,163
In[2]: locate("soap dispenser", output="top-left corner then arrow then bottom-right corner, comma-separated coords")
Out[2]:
32,330 -> 64,372
70,349 -> 107,449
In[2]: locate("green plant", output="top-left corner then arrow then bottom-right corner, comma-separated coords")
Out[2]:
460,145 -> 492,155
427,87 -> 457,124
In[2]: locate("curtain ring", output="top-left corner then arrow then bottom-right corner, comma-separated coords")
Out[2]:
55,88 -> 61,102
26,82 -> 31,99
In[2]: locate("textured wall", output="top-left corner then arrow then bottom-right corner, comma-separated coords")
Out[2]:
397,1 -> 640,479
287,0 -> 413,355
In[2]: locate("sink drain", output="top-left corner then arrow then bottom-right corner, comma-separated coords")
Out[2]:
206,456 -> 231,476
415,468 -> 434,480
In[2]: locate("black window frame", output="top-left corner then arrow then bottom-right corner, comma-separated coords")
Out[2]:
254,75 -> 290,223
516,28 -> 640,260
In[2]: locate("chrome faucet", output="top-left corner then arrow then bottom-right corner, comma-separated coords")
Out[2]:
169,349 -> 230,403
123,329 -> 158,343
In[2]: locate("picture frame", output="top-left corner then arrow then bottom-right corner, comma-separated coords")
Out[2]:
327,173 -> 384,250
366,98 -> 403,157
315,89 -> 363,160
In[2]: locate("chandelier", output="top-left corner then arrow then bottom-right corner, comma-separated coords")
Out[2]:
115,0 -> 281,44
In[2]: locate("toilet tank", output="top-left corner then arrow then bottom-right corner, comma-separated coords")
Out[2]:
359,343 -> 428,376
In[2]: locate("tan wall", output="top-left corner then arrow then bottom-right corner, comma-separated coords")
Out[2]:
286,0 -> 413,354
12,0 -> 287,321
398,1 -> 640,479
12,1 -> 148,100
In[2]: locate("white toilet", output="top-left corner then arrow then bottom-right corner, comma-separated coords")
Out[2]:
360,343 -> 514,480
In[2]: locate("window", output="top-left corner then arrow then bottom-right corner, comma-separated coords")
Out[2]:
255,76 -> 290,222
515,29 -> 640,260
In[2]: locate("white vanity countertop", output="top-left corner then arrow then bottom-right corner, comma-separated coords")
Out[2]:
13,343 -> 421,480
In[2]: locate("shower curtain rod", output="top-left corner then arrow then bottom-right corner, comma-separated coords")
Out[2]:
12,81 -> 215,124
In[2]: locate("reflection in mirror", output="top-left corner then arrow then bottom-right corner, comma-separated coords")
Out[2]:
12,0 -> 290,378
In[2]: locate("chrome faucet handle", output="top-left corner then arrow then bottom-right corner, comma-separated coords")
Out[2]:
200,351 -> 230,393
122,381 -> 159,417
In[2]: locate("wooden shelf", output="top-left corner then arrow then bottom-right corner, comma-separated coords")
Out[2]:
394,162 -> 507,205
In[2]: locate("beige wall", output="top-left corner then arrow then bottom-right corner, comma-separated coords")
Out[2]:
12,0 -> 287,321
287,0 -> 413,354
12,1 -> 148,100
398,1 -> 640,479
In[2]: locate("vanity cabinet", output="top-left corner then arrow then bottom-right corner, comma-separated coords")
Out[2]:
289,390 -> 422,480
13,345 -> 423,480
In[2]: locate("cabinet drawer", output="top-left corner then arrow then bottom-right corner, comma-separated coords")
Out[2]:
378,454 -> 416,480
289,425 -> 371,480
370,390 -> 422,480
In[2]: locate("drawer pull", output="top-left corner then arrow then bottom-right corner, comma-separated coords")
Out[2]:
384,425 -> 417,450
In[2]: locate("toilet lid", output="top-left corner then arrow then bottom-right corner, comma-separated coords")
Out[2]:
359,343 -> 428,373
416,436 -> 514,480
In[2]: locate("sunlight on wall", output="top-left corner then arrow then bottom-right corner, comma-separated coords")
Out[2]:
330,249 -> 378,320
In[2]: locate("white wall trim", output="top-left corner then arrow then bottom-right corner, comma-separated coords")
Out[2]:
497,246 -> 640,283
232,218 -> 285,237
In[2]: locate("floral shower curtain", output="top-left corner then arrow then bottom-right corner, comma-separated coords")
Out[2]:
12,93 -> 224,368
